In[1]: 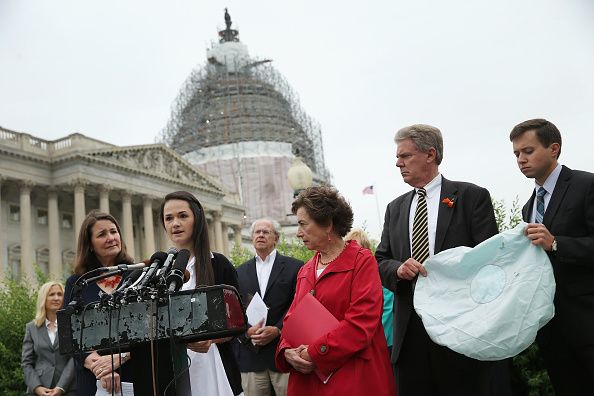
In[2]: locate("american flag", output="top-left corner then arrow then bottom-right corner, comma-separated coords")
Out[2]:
362,185 -> 374,195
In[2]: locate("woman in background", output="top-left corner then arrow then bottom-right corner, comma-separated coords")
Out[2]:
22,281 -> 75,396
159,190 -> 243,396
63,210 -> 134,395
345,228 -> 394,357
275,186 -> 395,395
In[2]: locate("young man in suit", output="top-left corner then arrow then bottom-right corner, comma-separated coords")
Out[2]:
236,218 -> 303,396
510,118 -> 594,394
375,124 -> 499,396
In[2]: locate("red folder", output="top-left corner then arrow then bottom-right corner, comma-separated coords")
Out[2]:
282,293 -> 339,383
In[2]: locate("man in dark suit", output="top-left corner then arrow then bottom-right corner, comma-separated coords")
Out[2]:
236,218 -> 303,396
510,118 -> 594,394
375,124 -> 499,396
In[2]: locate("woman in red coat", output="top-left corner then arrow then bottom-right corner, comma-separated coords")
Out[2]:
275,186 -> 396,395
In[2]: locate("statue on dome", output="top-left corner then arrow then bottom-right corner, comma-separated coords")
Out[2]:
224,8 -> 232,30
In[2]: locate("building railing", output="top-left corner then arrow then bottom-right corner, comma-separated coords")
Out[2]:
0,127 -> 110,156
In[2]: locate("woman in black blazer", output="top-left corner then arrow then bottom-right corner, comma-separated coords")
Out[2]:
22,281 -> 75,396
159,190 -> 243,396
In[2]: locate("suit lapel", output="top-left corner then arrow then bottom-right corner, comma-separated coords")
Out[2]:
544,166 -> 571,227
435,177 -> 458,253
37,323 -> 54,351
523,191 -> 535,222
398,191 -> 414,258
246,258 -> 261,297
264,253 -> 285,298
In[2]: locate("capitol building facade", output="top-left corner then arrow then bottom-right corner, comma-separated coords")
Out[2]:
0,127 -> 244,283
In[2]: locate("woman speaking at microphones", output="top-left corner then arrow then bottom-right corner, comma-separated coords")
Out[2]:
159,191 -> 243,396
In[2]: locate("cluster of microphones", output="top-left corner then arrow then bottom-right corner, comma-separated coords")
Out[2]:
69,247 -> 192,309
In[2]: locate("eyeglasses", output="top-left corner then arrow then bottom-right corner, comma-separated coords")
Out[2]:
254,230 -> 272,236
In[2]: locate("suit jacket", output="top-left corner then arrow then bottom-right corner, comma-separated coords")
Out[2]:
21,321 -> 76,395
522,165 -> 594,346
375,176 -> 498,362
236,252 -> 303,372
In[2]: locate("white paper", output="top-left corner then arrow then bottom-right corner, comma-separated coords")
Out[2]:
245,292 -> 268,327
95,380 -> 134,396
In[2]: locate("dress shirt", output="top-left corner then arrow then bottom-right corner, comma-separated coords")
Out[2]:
408,173 -> 442,258
255,249 -> 277,296
45,318 -> 57,344
531,163 -> 562,222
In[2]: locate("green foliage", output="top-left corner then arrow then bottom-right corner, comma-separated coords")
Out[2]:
0,276 -> 38,395
228,236 -> 315,267
493,197 -> 522,232
276,236 -> 315,263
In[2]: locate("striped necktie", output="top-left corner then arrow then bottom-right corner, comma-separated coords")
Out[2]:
535,187 -> 546,223
412,188 -> 430,264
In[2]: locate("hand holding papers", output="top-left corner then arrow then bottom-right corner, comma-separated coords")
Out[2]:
246,292 -> 268,346
246,292 -> 268,327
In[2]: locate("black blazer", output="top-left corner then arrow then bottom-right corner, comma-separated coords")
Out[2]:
236,252 -> 303,372
522,165 -> 594,347
375,176 -> 498,362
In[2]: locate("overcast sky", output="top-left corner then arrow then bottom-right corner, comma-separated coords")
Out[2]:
1,0 -> 593,240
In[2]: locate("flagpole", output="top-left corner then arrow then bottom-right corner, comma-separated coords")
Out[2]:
374,188 -> 382,229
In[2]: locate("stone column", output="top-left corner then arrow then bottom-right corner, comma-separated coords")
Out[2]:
47,189 -> 61,278
143,197 -> 155,258
73,180 -> 87,247
121,192 -> 135,260
99,185 -> 111,213
221,222 -> 229,256
19,181 -> 34,283
232,225 -> 242,247
212,211 -> 223,253
207,219 -> 215,251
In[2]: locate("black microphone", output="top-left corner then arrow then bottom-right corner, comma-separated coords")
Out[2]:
157,247 -> 179,278
102,262 -> 147,272
114,268 -> 145,294
167,249 -> 191,292
138,251 -> 168,288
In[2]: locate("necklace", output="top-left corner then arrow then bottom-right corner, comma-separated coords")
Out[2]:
318,241 -> 347,266
97,275 -> 122,289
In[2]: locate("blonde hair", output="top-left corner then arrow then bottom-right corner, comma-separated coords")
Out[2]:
345,228 -> 372,250
34,281 -> 64,327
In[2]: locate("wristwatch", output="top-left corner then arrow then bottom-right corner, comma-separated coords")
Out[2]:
551,238 -> 558,252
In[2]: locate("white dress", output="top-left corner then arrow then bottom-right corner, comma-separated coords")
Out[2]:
181,256 -> 235,396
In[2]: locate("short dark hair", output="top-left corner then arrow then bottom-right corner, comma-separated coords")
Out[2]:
159,191 -> 213,286
74,210 -> 133,275
509,119 -> 562,158
291,186 -> 353,237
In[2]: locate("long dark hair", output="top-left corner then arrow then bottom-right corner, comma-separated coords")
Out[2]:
73,210 -> 133,275
159,191 -> 214,286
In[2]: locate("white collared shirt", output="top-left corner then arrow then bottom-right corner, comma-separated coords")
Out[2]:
408,173 -> 442,258
255,249 -> 277,296
531,163 -> 562,223
45,318 -> 57,344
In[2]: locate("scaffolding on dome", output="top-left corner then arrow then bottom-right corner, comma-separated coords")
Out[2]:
159,48 -> 330,182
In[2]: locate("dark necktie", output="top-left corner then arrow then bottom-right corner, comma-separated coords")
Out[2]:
412,188 -> 430,264
535,187 -> 546,223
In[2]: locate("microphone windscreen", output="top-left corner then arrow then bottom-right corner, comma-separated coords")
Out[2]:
172,249 -> 191,271
149,251 -> 168,266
